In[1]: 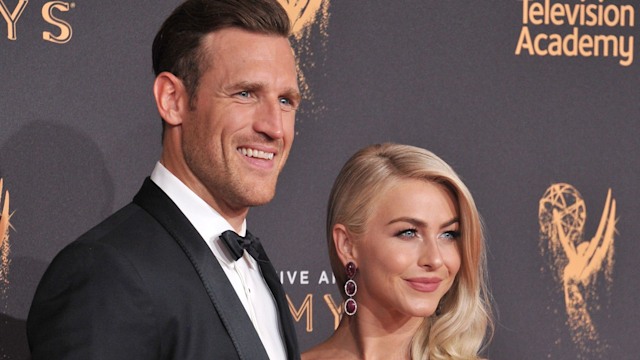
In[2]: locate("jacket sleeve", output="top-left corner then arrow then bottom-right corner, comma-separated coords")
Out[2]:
27,241 -> 160,360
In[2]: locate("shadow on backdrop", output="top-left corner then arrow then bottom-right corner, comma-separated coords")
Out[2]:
0,120 -> 114,359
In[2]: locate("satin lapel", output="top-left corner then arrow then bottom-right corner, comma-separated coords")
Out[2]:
254,241 -> 301,360
133,178 -> 270,360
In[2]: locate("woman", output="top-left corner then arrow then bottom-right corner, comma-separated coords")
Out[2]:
303,143 -> 493,360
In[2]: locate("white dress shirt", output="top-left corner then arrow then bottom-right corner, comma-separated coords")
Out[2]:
150,162 -> 287,360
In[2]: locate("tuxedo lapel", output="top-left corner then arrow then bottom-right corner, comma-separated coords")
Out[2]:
133,178 -> 270,360
255,241 -> 301,360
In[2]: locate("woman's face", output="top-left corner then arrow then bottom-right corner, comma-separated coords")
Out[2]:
351,178 -> 461,321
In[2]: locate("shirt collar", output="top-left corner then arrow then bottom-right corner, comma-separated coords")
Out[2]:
150,162 -> 247,265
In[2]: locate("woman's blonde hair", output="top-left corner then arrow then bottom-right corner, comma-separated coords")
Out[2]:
327,143 -> 493,359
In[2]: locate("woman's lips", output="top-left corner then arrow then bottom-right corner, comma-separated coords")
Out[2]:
405,278 -> 442,292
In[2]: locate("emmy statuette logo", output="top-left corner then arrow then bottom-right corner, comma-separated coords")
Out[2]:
277,0 -> 330,109
0,179 -> 12,291
538,184 -> 616,357
279,0 -> 327,39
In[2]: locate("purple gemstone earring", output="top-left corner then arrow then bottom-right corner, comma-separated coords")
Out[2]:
344,261 -> 358,316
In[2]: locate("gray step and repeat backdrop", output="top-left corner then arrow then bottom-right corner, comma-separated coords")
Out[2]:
1,1 -> 639,359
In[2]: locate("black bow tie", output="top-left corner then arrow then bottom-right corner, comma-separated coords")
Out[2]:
219,230 -> 261,261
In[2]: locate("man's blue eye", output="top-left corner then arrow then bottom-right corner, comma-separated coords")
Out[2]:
279,97 -> 290,105
238,91 -> 250,97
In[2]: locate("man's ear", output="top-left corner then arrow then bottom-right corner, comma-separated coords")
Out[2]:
153,72 -> 189,126
333,224 -> 358,266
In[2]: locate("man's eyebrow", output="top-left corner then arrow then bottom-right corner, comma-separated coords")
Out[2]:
282,87 -> 302,102
224,81 -> 264,92
224,82 -> 301,101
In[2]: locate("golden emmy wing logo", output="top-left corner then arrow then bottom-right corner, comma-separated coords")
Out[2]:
0,178 -> 12,288
538,184 -> 616,354
279,0 -> 328,39
278,0 -> 330,107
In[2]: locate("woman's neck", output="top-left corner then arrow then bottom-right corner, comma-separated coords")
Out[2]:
325,309 -> 424,360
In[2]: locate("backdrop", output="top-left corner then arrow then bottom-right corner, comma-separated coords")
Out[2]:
1,1 -> 638,359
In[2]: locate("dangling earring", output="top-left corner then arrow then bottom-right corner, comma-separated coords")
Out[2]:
344,261 -> 358,316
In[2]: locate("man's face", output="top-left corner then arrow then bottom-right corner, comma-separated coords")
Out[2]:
181,28 -> 300,216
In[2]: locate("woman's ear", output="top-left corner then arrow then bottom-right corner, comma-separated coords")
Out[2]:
333,224 -> 357,266
153,71 -> 189,126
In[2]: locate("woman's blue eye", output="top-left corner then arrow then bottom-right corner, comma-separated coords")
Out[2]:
396,229 -> 417,238
440,231 -> 460,240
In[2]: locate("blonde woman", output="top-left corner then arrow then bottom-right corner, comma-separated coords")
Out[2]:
303,143 -> 493,360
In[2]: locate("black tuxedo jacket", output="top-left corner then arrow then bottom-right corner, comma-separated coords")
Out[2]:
27,178 -> 300,360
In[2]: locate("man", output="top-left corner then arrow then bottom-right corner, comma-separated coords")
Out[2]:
27,0 -> 301,359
